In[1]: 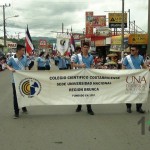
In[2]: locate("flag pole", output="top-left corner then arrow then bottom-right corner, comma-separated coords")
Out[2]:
24,24 -> 28,55
70,26 -> 72,55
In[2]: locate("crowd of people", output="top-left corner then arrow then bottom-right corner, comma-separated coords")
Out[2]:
0,56 -> 6,71
36,43 -> 150,116
2,42 -> 150,118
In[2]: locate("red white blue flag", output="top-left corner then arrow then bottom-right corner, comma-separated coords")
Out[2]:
25,25 -> 34,55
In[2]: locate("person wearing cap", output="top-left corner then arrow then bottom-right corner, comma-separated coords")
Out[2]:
122,45 -> 148,114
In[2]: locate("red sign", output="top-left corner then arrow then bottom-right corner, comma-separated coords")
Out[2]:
85,12 -> 93,36
39,39 -> 47,46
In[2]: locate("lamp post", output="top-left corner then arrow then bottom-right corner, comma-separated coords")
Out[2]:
4,15 -> 19,47
3,5 -> 6,47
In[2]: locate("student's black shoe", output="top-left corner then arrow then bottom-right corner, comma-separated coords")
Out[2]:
76,107 -> 81,112
22,107 -> 28,113
13,114 -> 19,119
137,109 -> 145,114
127,108 -> 132,113
87,110 -> 94,115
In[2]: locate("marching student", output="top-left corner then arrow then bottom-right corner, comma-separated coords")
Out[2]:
37,52 -> 45,70
56,51 -> 67,70
6,44 -> 29,119
122,45 -> 148,114
70,46 -> 81,69
45,54 -> 51,70
28,53 -> 35,70
73,42 -> 95,115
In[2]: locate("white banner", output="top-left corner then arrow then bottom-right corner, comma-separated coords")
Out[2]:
56,33 -> 70,55
13,69 -> 150,107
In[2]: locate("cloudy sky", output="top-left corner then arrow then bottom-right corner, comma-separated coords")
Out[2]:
0,0 -> 148,39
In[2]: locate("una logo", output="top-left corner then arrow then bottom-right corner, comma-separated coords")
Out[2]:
19,78 -> 41,97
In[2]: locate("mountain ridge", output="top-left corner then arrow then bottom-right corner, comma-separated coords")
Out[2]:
32,37 -> 56,43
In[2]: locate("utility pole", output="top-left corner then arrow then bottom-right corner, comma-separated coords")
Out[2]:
3,5 -> 6,47
16,32 -> 21,41
121,0 -> 125,58
128,9 -> 130,33
0,3 -> 11,48
147,0 -> 150,56
133,20 -> 136,33
71,26 -> 72,33
62,23 -> 64,33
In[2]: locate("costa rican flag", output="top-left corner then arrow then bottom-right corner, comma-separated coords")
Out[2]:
25,25 -> 34,55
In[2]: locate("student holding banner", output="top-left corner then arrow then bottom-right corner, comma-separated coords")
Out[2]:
122,45 -> 148,114
6,44 -> 29,119
73,42 -> 95,115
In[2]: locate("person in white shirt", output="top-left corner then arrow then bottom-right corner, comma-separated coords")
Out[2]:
70,46 -> 81,69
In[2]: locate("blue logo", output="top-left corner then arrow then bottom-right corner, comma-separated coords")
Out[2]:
19,78 -> 41,98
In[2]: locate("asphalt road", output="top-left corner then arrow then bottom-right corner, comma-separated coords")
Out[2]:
0,59 -> 150,150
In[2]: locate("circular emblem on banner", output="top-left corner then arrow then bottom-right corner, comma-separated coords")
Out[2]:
19,78 -> 41,98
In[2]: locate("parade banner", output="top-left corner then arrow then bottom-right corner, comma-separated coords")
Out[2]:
13,69 -> 149,108
56,33 -> 70,55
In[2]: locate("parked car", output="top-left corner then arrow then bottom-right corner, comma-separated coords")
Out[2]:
6,52 -> 16,58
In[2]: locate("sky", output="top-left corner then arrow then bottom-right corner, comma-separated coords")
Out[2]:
0,0 -> 148,39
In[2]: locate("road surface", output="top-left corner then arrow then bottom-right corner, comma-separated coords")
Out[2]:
0,59 -> 150,150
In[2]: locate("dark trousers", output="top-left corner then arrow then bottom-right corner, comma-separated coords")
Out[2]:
77,104 -> 92,111
38,67 -> 45,70
59,68 -> 67,70
12,83 -> 26,115
126,103 -> 142,110
0,64 -> 2,71
66,64 -> 71,70
28,61 -> 34,70
45,65 -> 50,70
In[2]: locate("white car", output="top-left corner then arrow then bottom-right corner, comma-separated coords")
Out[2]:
7,52 -> 16,58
